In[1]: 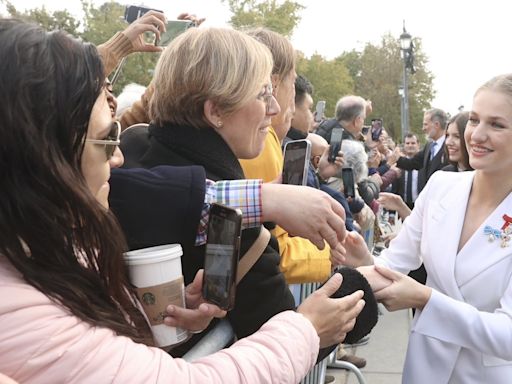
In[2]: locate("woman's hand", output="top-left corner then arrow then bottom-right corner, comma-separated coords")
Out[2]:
357,265 -> 392,292
164,270 -> 226,333
378,192 -> 411,219
342,231 -> 374,267
123,11 -> 167,53
297,273 -> 365,348
373,265 -> 432,311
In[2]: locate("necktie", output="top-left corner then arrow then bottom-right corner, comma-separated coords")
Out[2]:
429,142 -> 437,160
406,170 -> 413,205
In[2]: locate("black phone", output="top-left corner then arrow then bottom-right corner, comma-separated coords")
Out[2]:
202,203 -> 242,311
342,168 -> 356,198
371,118 -> 383,141
282,139 -> 311,186
328,127 -> 344,163
314,100 -> 326,122
124,5 -> 162,23
155,20 -> 196,46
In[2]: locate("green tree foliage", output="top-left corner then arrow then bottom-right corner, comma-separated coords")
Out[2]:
2,0 -> 80,35
223,0 -> 304,37
296,52 -> 354,117
336,34 -> 434,142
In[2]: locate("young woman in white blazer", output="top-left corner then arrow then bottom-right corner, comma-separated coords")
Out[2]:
348,73 -> 512,383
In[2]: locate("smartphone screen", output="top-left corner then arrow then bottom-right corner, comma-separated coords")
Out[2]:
156,20 -> 195,46
342,168 -> 356,198
371,119 -> 383,141
282,139 -> 311,186
314,100 -> 326,122
328,127 -> 344,163
203,204 -> 242,310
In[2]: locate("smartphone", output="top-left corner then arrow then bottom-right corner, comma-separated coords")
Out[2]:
124,5 -> 162,23
202,203 -> 242,311
282,139 -> 311,186
371,118 -> 383,141
314,100 -> 326,122
155,20 -> 196,46
328,127 -> 344,163
342,168 -> 356,198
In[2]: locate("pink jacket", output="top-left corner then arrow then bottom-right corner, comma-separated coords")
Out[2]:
0,257 -> 319,383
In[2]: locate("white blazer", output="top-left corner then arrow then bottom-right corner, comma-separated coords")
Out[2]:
376,171 -> 512,383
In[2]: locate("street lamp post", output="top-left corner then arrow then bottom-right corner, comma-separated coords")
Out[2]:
400,21 -> 415,142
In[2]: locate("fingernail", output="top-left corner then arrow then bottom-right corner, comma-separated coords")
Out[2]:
166,305 -> 175,314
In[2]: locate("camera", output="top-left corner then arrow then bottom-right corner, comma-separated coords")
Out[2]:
124,5 -> 163,23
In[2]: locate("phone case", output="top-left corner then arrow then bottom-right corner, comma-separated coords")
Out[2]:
282,139 -> 311,186
202,204 -> 242,310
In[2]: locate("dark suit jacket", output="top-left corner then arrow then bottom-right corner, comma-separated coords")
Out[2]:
396,141 -> 448,193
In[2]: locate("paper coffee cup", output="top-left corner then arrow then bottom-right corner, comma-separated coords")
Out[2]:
124,244 -> 189,347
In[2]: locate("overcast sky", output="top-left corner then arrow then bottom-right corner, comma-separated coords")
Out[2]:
6,0 -> 512,116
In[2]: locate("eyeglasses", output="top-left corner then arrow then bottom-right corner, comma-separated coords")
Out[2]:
262,83 -> 274,113
86,121 -> 121,160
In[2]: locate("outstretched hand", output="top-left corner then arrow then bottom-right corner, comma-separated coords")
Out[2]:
373,265 -> 432,311
297,273 -> 365,348
341,231 -> 373,267
164,270 -> 226,333
262,183 -> 347,250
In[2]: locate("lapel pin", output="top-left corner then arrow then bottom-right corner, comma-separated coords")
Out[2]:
483,215 -> 512,248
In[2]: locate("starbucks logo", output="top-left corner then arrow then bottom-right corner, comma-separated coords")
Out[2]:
141,292 -> 156,305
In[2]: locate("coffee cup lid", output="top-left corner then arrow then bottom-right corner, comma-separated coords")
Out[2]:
124,244 -> 182,265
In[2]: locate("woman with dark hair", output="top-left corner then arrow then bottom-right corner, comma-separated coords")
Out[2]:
0,19 -> 363,383
443,111 -> 473,172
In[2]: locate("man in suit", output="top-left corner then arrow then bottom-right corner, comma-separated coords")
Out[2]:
390,109 -> 448,287
394,133 -> 420,209
390,108 -> 449,194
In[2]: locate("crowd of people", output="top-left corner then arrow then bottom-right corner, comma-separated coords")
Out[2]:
1,8 -> 512,384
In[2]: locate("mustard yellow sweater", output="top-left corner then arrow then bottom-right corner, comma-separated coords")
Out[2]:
240,128 -> 331,284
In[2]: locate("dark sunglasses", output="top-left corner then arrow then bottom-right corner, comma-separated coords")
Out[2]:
86,121 -> 121,160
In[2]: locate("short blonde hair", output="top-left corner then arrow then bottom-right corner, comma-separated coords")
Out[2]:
245,28 -> 295,81
150,27 -> 273,128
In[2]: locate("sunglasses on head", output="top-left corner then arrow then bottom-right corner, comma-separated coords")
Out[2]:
86,121 -> 121,160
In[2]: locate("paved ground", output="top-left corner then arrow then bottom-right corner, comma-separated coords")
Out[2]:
326,306 -> 412,384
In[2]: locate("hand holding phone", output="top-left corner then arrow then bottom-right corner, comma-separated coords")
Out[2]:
202,204 -> 242,311
282,139 -> 312,186
328,128 -> 344,163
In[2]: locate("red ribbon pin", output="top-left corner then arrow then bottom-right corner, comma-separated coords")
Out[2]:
502,214 -> 512,231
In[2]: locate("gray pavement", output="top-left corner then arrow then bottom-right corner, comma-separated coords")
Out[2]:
326,305 -> 412,384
